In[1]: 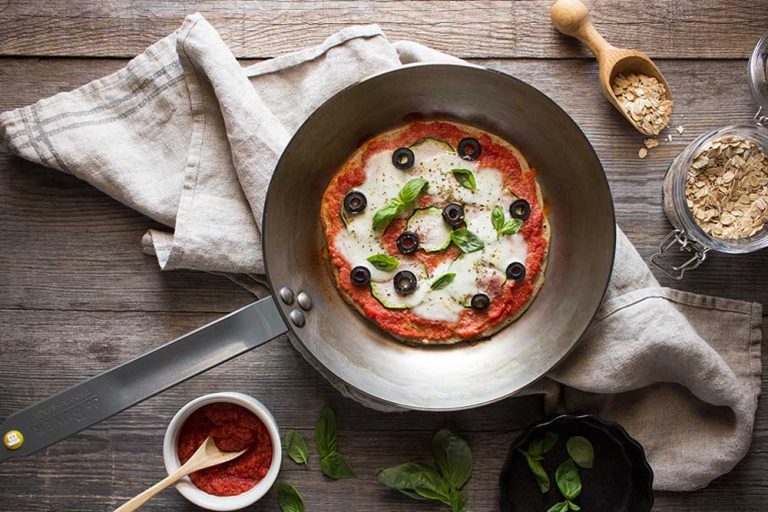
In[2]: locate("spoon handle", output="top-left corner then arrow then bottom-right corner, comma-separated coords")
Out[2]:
113,466 -> 188,512
550,0 -> 614,58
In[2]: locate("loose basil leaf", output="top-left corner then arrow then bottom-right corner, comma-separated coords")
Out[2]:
451,168 -> 477,191
528,432 -> 559,457
520,450 -> 550,493
491,206 -> 505,232
432,428 -> 473,490
498,218 -> 523,237
566,436 -> 594,469
546,501 -> 569,512
372,198 -> 404,230
368,253 -> 399,272
377,462 -> 451,504
450,228 -> 485,253
283,431 -> 309,466
555,459 -> 582,501
320,451 -> 356,480
399,178 -> 429,204
568,500 -> 581,511
276,482 -> 305,512
314,407 -> 338,458
431,272 -> 456,290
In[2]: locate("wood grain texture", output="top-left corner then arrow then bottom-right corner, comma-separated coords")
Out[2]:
1,2 -> 767,510
0,0 -> 766,59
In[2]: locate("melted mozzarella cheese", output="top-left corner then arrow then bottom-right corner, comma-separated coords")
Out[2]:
334,136 -> 532,322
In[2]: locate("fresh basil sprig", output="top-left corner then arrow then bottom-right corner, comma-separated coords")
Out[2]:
451,168 -> 477,191
491,206 -> 523,238
431,272 -> 456,290
284,431 -> 309,466
372,178 -> 429,230
450,228 -> 484,253
276,482 -> 305,512
566,436 -> 594,469
368,253 -> 399,272
518,432 -> 558,493
315,407 -> 356,480
377,428 -> 472,512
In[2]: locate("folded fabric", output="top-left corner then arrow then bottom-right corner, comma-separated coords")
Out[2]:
0,14 -> 761,491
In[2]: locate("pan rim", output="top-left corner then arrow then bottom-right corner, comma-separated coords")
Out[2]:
263,62 -> 617,411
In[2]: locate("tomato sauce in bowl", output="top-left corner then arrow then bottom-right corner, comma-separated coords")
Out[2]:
176,402 -> 274,497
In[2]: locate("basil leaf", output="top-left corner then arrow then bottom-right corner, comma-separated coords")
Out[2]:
372,198 -> 404,231
320,451 -> 356,480
491,206 -> 505,232
450,228 -> 485,253
555,459 -> 582,500
367,253 -> 399,272
528,432 -> 559,457
521,450 -> 550,493
377,462 -> 451,504
276,482 -> 304,512
546,502 -> 567,512
568,500 -> 581,511
451,168 -> 477,191
399,178 -> 429,204
498,218 -> 523,236
283,431 -> 309,466
431,272 -> 456,290
314,407 -> 338,458
566,436 -> 594,469
447,487 -> 467,512
432,428 -> 473,490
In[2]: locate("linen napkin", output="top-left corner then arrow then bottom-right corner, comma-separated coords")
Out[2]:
0,14 -> 761,492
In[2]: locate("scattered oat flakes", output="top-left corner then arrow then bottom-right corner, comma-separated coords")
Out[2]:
644,138 -> 659,149
638,147 -> 648,158
667,134 -> 673,142
676,125 -> 685,135
612,73 -> 672,136
685,136 -> 768,240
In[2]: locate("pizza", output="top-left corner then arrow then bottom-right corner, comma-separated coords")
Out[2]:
320,120 -> 550,345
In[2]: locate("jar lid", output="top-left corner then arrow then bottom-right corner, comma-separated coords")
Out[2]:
749,33 -> 768,118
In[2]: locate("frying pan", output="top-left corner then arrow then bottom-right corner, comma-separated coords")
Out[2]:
0,64 -> 615,462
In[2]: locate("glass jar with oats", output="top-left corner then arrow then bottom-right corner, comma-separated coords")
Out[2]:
653,34 -> 768,279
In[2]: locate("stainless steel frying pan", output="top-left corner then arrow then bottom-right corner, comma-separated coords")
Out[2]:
0,64 -> 615,462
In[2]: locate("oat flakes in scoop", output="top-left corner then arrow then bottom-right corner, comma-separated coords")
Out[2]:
612,73 -> 672,136
685,136 -> 768,240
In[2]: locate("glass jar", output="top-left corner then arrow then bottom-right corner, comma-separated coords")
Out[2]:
652,34 -> 768,279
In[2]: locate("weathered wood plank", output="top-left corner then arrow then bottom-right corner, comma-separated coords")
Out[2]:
2,57 -> 766,311
0,310 -> 764,511
0,0 -> 766,59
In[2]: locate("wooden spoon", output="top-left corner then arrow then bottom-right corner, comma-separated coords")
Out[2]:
550,0 -> 672,135
113,437 -> 247,512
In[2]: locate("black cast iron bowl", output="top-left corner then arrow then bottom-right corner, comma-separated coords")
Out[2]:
500,414 -> 654,512
264,63 -> 616,410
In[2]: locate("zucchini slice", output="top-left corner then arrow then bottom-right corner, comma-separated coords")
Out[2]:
370,263 -> 428,309
406,207 -> 452,252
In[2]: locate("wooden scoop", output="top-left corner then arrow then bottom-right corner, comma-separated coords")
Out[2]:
550,0 -> 672,135
113,437 -> 246,512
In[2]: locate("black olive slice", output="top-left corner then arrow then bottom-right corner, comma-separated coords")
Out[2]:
458,138 -> 481,161
343,191 -> 367,214
350,266 -> 371,286
509,199 -> 531,221
396,231 -> 420,254
442,203 -> 465,227
392,147 -> 415,170
470,293 -> 490,310
506,262 -> 526,281
393,270 -> 418,295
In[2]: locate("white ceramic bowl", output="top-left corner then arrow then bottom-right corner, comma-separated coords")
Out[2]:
163,392 -> 282,511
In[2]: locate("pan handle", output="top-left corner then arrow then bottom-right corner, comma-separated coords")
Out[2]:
0,296 -> 288,463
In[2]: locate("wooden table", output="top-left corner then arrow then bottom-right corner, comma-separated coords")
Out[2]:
1,1 -> 766,510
